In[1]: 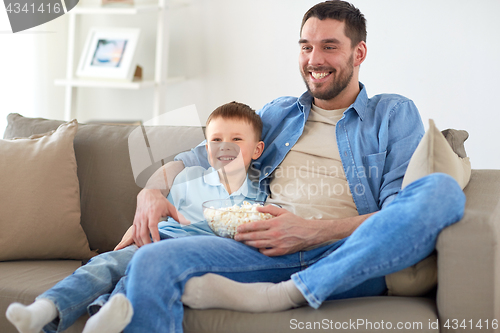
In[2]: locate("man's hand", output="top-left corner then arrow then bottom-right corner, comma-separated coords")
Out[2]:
132,189 -> 189,247
130,161 -> 186,247
133,189 -> 171,247
234,205 -> 327,256
234,205 -> 375,256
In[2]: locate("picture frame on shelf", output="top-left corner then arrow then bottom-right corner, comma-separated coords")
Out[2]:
77,27 -> 141,81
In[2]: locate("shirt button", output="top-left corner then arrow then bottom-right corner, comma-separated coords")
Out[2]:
265,173 -> 269,176
285,142 -> 289,146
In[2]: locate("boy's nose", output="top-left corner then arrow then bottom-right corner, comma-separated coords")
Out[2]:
219,142 -> 231,150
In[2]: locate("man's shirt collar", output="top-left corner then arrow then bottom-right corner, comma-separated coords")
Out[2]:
297,82 -> 368,121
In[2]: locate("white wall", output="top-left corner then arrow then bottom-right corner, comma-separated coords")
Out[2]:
0,8 -> 37,134
1,0 -> 499,168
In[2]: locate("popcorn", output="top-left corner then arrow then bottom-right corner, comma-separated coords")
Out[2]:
204,201 -> 274,238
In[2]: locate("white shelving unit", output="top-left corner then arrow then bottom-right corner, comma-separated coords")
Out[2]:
55,0 -> 185,121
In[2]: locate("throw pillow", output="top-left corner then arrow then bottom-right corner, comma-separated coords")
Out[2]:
387,119 -> 471,296
401,119 -> 471,189
0,120 -> 96,261
4,113 -> 204,253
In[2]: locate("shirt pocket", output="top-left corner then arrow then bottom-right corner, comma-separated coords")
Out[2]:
361,151 -> 387,199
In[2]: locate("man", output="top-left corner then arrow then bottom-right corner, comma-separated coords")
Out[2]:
122,1 -> 465,332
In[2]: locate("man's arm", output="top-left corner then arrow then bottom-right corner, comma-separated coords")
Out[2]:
234,205 -> 376,256
115,161 -> 185,250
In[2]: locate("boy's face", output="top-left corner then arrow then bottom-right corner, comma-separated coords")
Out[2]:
205,117 -> 264,175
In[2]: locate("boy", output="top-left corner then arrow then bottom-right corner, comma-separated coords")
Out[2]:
6,101 -> 265,333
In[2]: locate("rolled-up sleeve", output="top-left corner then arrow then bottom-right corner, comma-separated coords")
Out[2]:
174,141 -> 211,169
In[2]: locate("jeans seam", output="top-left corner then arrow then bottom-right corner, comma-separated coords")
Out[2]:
41,282 -> 116,332
291,274 -> 320,309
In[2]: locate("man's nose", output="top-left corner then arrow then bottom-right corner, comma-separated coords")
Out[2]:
308,48 -> 325,66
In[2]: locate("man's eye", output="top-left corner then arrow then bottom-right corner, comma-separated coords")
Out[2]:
325,46 -> 336,50
301,46 -> 311,51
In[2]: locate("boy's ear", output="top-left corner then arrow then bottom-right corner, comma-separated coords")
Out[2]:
252,141 -> 265,160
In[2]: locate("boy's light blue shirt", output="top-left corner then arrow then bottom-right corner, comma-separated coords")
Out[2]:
158,166 -> 266,239
174,83 -> 425,216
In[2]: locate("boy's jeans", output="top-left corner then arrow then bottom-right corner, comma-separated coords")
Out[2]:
38,245 -> 137,333
124,173 -> 466,333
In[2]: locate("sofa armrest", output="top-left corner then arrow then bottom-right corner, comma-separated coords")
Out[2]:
436,170 -> 500,332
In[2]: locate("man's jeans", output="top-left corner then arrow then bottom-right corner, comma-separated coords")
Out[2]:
38,245 -> 137,333
124,173 -> 466,333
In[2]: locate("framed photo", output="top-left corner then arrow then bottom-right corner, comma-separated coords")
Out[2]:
77,28 -> 140,81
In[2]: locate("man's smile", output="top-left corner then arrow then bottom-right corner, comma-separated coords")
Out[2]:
310,71 -> 332,80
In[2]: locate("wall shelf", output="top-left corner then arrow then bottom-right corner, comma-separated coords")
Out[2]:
56,0 -> 185,121
55,76 -> 184,89
55,78 -> 156,89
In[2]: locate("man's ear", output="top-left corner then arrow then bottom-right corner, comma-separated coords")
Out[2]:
252,141 -> 265,160
353,41 -> 367,67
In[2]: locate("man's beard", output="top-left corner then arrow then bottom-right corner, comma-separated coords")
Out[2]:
302,54 -> 354,101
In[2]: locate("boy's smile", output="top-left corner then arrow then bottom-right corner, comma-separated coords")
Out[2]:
213,142 -> 239,164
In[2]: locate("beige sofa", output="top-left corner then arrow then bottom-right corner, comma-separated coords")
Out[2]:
1,113 -> 499,333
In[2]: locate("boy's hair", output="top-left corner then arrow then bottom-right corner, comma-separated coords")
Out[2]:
206,101 -> 263,141
301,0 -> 366,48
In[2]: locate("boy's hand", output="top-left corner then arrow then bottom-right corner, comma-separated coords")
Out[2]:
114,225 -> 135,251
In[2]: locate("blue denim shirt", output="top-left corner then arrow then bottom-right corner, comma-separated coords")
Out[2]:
175,83 -> 424,216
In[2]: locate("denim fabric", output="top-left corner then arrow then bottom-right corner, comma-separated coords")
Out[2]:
124,173 -> 465,333
38,245 -> 138,333
175,83 -> 425,215
36,165 -> 264,332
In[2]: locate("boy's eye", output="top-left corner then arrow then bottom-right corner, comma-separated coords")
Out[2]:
233,138 -> 242,141
211,138 -> 221,142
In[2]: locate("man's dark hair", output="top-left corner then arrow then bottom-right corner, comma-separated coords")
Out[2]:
301,1 -> 366,47
206,101 -> 263,141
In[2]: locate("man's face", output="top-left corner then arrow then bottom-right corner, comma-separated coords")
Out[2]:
299,18 -> 356,103
205,117 -> 263,175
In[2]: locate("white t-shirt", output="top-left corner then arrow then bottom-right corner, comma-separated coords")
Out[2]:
267,104 -> 358,221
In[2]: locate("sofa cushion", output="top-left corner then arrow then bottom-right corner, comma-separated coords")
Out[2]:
0,261 -> 87,333
184,296 -> 439,333
0,120 -> 95,261
4,113 -> 205,253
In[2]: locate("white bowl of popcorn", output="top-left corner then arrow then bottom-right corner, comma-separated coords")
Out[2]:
202,199 -> 274,238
